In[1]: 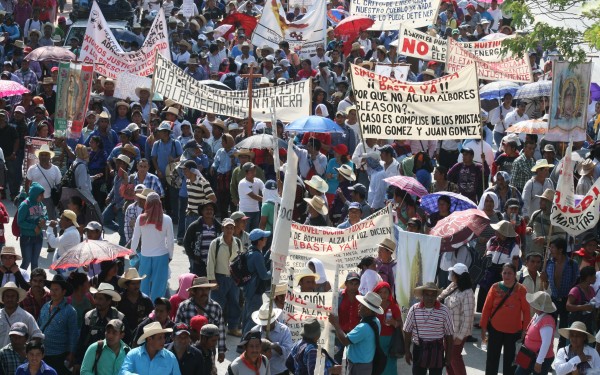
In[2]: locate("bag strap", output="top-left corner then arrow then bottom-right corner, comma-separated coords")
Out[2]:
37,165 -> 55,188
41,306 -> 61,332
490,284 -> 516,321
92,340 -> 104,374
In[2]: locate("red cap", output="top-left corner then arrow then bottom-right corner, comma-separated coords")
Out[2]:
466,3 -> 475,10
51,67 -> 59,72
58,16 -> 66,23
427,61 -> 438,67
278,148 -> 287,157
190,315 -> 209,332
333,144 -> 348,155
23,47 -> 32,54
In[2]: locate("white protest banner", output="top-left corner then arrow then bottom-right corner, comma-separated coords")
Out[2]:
181,0 -> 195,18
251,0 -> 327,56
350,0 -> 440,30
114,72 -> 152,101
288,0 -> 316,10
350,63 -> 481,140
446,38 -> 532,83
395,228 -> 440,313
283,288 -> 333,348
271,139 -> 299,284
153,53 -> 311,122
551,141 -> 600,235
374,64 -> 410,80
394,26 -> 447,62
80,3 -> 170,79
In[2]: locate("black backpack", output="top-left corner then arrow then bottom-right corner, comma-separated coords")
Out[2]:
363,316 -> 387,375
58,161 -> 84,190
229,249 -> 251,286
222,73 -> 238,90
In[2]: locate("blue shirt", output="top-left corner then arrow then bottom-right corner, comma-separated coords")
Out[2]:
133,172 -> 165,197
151,139 -> 183,175
120,344 -> 181,375
546,257 -> 579,299
212,147 -> 235,174
37,299 -> 78,356
84,129 -> 120,153
346,318 -> 380,364
15,361 -> 57,375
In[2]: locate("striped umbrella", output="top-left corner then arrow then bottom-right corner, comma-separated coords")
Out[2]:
506,118 -> 548,134
514,80 -> 552,99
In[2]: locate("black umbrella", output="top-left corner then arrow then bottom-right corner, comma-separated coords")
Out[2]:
58,187 -> 103,225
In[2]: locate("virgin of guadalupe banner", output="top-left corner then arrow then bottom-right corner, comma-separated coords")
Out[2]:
54,62 -> 94,136
546,62 -> 593,142
350,63 -> 481,140
349,0 -> 440,30
79,2 -> 170,79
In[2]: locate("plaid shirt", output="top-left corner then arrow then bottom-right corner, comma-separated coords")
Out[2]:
14,69 -> 38,90
510,154 -> 535,192
175,298 -> 226,353
20,290 -> 51,320
0,343 -> 26,375
133,172 -> 165,197
546,258 -> 580,299
124,203 -> 144,243
439,283 -> 474,340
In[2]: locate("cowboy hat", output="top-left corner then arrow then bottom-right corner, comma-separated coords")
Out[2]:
134,86 -> 151,97
41,77 -> 54,85
491,220 -> 517,237
137,321 -> 173,345
531,159 -> 554,172
577,159 -> 596,176
13,40 -> 25,49
356,291 -> 384,314
61,210 -> 79,228
135,188 -> 155,200
163,106 -> 180,117
304,196 -> 328,216
558,321 -> 596,343
378,238 -> 396,252
274,282 -> 287,296
526,291 -> 556,314
157,121 -> 173,132
304,176 -> 328,194
414,282 -> 442,298
233,149 -> 255,158
196,124 -> 210,138
0,246 -> 22,260
187,276 -> 217,291
34,144 -> 55,158
210,118 -> 226,131
90,282 -> 122,301
0,281 -> 27,303
45,274 -> 73,296
258,77 -> 273,87
178,40 -> 192,50
101,77 -> 115,87
293,267 -> 320,285
251,302 -> 283,326
118,268 -> 147,288
301,318 -> 321,340
336,164 -> 356,181
121,144 -> 137,156
116,154 -> 131,166
535,188 -> 555,202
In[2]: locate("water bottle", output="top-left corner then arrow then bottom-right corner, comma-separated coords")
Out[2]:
385,308 -> 392,326
481,333 -> 488,351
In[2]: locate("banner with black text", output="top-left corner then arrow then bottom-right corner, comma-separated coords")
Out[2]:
350,0 -> 440,30
394,26 -> 447,62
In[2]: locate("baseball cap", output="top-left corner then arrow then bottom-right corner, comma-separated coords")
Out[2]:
106,319 -> 125,332
348,202 -> 361,211
84,221 -> 102,231
448,263 -> 468,275
14,106 -> 25,114
230,211 -> 249,221
173,323 -> 191,335
265,180 -> 277,190
345,271 -> 360,282
190,315 -> 209,332
222,218 -> 235,227
249,229 -> 271,241
200,324 -> 220,337
348,183 -> 367,195
242,162 -> 256,171
9,322 -> 28,336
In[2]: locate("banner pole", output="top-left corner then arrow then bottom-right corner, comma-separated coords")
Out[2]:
348,66 -> 367,154
329,264 -> 340,357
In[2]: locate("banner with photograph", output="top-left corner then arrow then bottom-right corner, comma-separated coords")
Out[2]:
282,288 -> 333,348
350,63 -> 481,140
54,62 -> 94,136
547,61 -> 592,142
350,0 -> 440,30
395,229 -> 441,313
22,137 -> 54,178
80,3 -> 170,79
395,26 -> 447,62
153,53 -> 311,122
252,0 -> 327,56
374,64 -> 410,80
446,38 -> 532,83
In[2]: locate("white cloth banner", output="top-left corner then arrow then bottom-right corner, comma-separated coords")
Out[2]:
152,54 -> 311,122
446,38 -> 532,83
80,3 -> 170,79
350,63 -> 481,140
350,0 -> 440,30
551,141 -> 600,235
395,228 -> 440,313
283,289 -> 333,349
374,64 -> 410,80
395,26 -> 447,62
251,0 -> 327,56
114,72 -> 152,101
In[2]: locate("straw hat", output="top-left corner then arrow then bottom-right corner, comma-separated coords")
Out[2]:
0,282 -> 27,303
531,159 -> 554,172
414,282 -> 442,298
137,321 -> 173,344
251,302 -> 283,326
356,291 -> 384,314
558,321 -> 596,343
304,196 -> 328,216
274,282 -> 287,296
187,277 -> 217,291
210,118 -> 226,131
526,291 -> 556,314
535,189 -> 555,202
90,282 -> 122,301
336,164 -> 356,181
234,149 -> 255,158
304,175 -> 328,193
378,238 -> 396,252
259,77 -> 273,87
135,86 -> 151,97
577,159 -> 596,176
135,188 -> 155,200
163,106 -> 180,117
293,267 -> 320,285
490,220 -> 517,238
178,40 -> 192,50
118,268 -> 147,288
41,77 -> 54,85
116,154 -> 131,166
61,210 -> 79,228
34,144 -> 55,158
0,246 -> 22,260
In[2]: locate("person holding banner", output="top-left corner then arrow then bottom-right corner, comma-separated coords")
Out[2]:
242,229 -> 272,334
286,318 -> 340,375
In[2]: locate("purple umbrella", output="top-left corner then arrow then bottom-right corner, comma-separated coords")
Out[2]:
430,209 -> 490,252
591,83 -> 600,102
420,191 -> 477,215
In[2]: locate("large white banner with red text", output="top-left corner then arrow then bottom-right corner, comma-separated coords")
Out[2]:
350,0 -> 440,30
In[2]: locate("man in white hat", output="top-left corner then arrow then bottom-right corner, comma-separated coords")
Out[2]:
329,291 -> 384,374
0,247 -> 30,289
46,210 -> 81,274
0,282 -> 42,349
294,267 -> 320,293
117,268 -> 153,333
522,159 -> 555,220
249,302 -> 293,375
121,321 -> 179,374
25,144 -> 61,220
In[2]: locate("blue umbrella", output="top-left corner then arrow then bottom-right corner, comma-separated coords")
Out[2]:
514,80 -> 552,99
420,191 -> 477,215
479,81 -> 520,100
285,116 -> 344,133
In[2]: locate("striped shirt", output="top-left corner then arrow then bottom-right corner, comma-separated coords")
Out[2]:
186,175 -> 215,215
403,301 -> 454,344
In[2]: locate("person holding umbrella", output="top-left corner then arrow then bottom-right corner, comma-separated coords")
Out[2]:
47,210 -> 81,276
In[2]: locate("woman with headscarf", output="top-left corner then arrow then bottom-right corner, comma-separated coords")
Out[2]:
486,171 -> 523,213
373,281 -> 402,375
357,256 -> 382,295
307,258 -> 331,292
476,191 -> 503,255
130,192 -> 174,300
168,273 -> 196,320
311,86 -> 333,119
73,144 -> 93,195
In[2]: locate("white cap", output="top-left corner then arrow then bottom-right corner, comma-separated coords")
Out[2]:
448,263 -> 468,275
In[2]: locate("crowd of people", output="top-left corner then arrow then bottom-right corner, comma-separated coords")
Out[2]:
0,0 -> 597,374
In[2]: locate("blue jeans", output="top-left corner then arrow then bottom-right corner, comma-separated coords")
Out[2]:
102,203 -> 125,246
245,211 -> 260,231
184,213 -> 199,235
211,274 -> 241,330
20,235 -> 43,271
242,293 -> 263,334
177,196 -> 188,240
514,357 -> 554,375
494,131 -> 505,149
139,253 -> 169,301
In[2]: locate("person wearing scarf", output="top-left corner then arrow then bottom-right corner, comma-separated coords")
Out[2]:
372,281 -> 402,375
228,330 -> 270,375
168,273 -> 196,321
307,258 -> 332,292
131,192 -> 174,301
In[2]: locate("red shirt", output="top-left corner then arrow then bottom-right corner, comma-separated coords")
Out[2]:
338,290 -> 360,333
296,68 -> 317,81
301,132 -> 331,155
376,303 -> 402,336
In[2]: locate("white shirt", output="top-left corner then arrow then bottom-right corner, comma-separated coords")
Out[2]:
487,8 -> 503,31
0,307 -> 43,348
553,345 -> 600,375
48,225 -> 81,264
459,140 -> 495,168
504,111 -> 529,129
238,178 -> 264,213
26,164 -> 61,199
131,214 -> 175,258
489,104 -> 515,133
172,50 -> 191,66
234,54 -> 256,67
351,142 -> 380,177
0,268 -> 30,287
592,271 -> 600,307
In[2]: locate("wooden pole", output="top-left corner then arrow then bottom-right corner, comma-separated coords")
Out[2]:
240,65 -> 263,137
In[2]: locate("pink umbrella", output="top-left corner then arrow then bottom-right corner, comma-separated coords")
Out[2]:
24,46 -> 76,61
0,80 -> 29,98
429,209 -> 490,252
384,175 -> 428,197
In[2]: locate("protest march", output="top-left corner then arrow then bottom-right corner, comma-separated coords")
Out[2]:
1,0 -> 600,374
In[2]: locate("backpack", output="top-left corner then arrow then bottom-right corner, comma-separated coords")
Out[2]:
363,316 -> 386,375
229,249 -> 251,286
92,340 -> 130,374
222,73 -> 237,90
